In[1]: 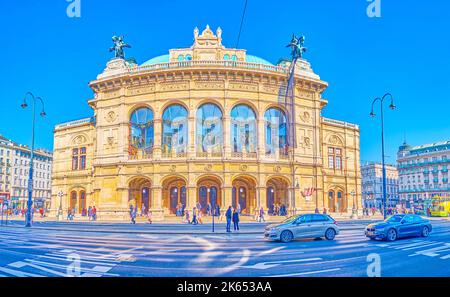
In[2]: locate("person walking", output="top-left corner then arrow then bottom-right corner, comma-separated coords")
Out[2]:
259,207 -> 266,222
88,206 -> 92,221
192,207 -> 198,225
226,206 -> 232,232
130,205 -> 137,224
185,210 -> 190,224
197,209 -> 203,224
92,206 -> 97,221
232,209 -> 240,231
147,211 -> 153,224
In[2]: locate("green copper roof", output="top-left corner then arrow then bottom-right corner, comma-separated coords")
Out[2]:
141,54 -> 170,66
141,54 -> 273,66
245,55 -> 273,66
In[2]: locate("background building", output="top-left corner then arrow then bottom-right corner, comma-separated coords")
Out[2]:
398,140 -> 450,206
0,134 -> 53,210
50,26 -> 362,220
361,162 -> 399,208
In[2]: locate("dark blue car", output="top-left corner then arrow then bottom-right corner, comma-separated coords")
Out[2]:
365,214 -> 432,241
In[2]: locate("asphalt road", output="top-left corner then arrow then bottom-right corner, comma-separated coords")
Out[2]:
0,220 -> 450,277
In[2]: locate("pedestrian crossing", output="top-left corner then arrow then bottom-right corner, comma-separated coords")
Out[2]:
1,222 -> 450,277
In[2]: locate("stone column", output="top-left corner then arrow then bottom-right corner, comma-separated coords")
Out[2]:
153,119 -> 162,160
223,186 -> 233,209
187,112 -> 196,159
257,115 -> 265,159
223,115 -> 231,159
151,186 -> 164,221
187,186 -> 197,210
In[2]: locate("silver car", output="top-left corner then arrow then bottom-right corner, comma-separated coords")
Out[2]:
264,214 -> 340,243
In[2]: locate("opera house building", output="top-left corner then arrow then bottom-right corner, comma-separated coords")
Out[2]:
50,26 -> 361,220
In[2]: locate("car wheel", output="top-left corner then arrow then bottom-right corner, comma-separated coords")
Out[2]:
386,229 -> 397,242
325,228 -> 336,240
421,226 -> 429,237
280,230 -> 294,243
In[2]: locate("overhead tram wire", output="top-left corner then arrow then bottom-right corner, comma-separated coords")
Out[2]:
236,0 -> 249,49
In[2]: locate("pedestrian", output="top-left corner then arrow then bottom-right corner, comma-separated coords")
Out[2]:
259,207 -> 266,222
197,209 -> 203,224
185,210 -> 191,224
141,205 -> 146,217
92,206 -> 97,221
130,205 -> 136,224
323,208 -> 327,215
232,209 -> 240,231
192,207 -> 198,225
226,206 -> 232,232
147,211 -> 153,224
236,203 -> 241,214
88,206 -> 92,221
206,202 -> 211,216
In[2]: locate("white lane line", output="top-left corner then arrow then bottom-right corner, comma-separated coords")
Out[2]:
22,259 -> 119,276
269,268 -> 341,277
256,247 -> 285,256
39,254 -> 116,266
401,242 -> 442,251
394,241 -> 438,250
0,266 -> 43,277
410,244 -> 450,257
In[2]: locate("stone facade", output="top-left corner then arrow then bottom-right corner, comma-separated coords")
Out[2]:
0,135 -> 53,209
50,26 -> 361,220
397,141 -> 450,204
361,162 -> 399,208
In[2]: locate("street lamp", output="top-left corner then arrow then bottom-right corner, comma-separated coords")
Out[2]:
57,191 -> 64,221
21,92 -> 46,227
350,190 -> 357,219
370,93 -> 395,220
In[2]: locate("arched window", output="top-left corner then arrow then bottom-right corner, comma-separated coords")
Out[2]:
162,104 -> 188,154
177,55 -> 185,61
224,54 -> 230,60
196,103 -> 223,153
130,107 -> 154,154
70,191 -> 77,212
185,54 -> 192,61
264,108 -> 287,154
231,104 -> 257,153
231,55 -> 238,61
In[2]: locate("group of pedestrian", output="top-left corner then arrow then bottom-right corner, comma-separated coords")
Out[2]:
87,206 -> 97,221
226,206 -> 240,232
176,203 -> 185,217
271,203 -> 287,216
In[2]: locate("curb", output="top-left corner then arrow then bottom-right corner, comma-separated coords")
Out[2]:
2,224 -> 365,235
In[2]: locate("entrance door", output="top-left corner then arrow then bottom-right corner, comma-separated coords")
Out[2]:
267,187 -> 275,214
210,187 -> 218,207
142,187 -> 150,213
238,187 -> 247,213
199,187 -> 208,211
170,187 -> 178,214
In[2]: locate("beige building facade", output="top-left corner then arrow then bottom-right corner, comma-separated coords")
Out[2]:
50,26 -> 361,220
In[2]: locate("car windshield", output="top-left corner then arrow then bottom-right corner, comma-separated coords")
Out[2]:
385,215 -> 404,223
282,215 -> 300,224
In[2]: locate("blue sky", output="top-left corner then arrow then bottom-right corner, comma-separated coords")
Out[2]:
0,0 -> 449,164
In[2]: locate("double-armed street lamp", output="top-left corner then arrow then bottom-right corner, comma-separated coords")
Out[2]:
21,92 -> 46,227
370,93 -> 396,220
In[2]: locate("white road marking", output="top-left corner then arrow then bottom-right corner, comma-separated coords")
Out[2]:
240,258 -> 322,270
269,268 -> 341,277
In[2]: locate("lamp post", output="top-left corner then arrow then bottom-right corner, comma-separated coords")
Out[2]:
57,191 -> 64,221
370,93 -> 395,220
21,92 -> 46,227
350,190 -> 357,219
